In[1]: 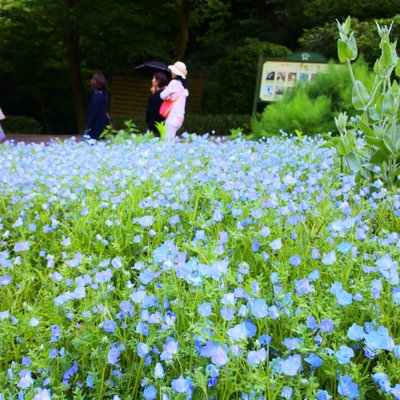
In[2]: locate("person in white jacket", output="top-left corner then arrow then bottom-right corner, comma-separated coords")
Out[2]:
160,61 -> 189,139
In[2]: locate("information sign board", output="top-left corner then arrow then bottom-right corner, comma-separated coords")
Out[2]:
259,60 -> 329,102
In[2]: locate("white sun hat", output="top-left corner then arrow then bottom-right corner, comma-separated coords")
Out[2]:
168,61 -> 187,78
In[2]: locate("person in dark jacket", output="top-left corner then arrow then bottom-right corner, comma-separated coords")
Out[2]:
145,71 -> 169,137
84,72 -> 109,140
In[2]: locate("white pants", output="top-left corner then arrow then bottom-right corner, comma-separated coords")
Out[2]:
165,116 -> 183,140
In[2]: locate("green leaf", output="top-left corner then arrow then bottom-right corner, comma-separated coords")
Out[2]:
391,166 -> 400,182
381,42 -> 393,68
383,134 -> 396,155
344,16 -> 351,34
367,80 -> 383,108
348,33 -> 358,60
346,152 -> 362,172
338,39 -> 351,63
396,59 -> 400,77
356,116 -> 375,137
370,149 -> 387,164
352,80 -> 369,110
382,91 -> 395,115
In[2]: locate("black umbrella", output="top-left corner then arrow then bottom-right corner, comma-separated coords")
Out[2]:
132,60 -> 171,78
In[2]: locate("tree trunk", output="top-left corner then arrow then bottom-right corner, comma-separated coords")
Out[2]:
174,0 -> 191,61
65,0 -> 87,134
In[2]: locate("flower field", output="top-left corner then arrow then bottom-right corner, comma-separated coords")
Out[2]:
1,134 -> 400,399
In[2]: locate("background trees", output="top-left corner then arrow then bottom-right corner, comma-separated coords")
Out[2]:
0,0 -> 399,134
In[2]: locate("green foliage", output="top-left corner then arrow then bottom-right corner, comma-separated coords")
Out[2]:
252,90 -> 332,137
1,115 -> 44,134
203,38 -> 291,115
331,17 -> 400,188
300,15 -> 400,65
182,114 -> 251,136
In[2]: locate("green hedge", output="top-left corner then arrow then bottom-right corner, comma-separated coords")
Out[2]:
2,115 -> 44,134
111,114 -> 251,136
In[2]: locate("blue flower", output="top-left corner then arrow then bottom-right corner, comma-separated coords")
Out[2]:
373,372 -> 391,393
137,343 -> 149,358
247,348 -> 267,365
101,320 -> 117,333
319,319 -> 334,333
295,278 -> 313,296
227,322 -> 247,342
336,345 -> 354,364
0,275 -> 12,286
280,386 -> 293,399
338,374 -> 359,399
347,323 -> 365,341
322,250 -> 336,265
143,385 -> 157,400
304,353 -> 323,367
280,354 -> 302,376
250,299 -> 269,319
220,307 -> 235,321
269,238 -> 282,251
171,375 -> 192,396
108,348 -> 120,365
289,254 -> 301,266
283,338 -> 303,350
154,363 -> 164,379
316,390 -> 332,400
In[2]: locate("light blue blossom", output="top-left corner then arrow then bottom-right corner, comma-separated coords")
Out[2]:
250,299 -> 269,319
319,319 -> 334,333
269,238 -> 282,251
338,374 -> 359,399
322,250 -> 336,265
143,385 -> 157,400
304,353 -> 323,367
347,323 -> 365,341
247,348 -> 267,365
336,345 -> 354,364
171,375 -> 192,396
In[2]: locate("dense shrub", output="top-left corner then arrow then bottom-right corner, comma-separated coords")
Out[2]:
251,59 -> 374,138
1,115 -> 44,134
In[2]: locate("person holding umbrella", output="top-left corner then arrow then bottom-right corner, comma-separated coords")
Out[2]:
160,61 -> 189,140
145,71 -> 169,137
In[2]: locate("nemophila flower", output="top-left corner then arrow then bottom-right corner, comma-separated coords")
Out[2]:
337,242 -> 353,254
347,323 -> 365,341
251,281 -> 260,294
29,318 -> 40,327
373,372 -> 391,393
371,279 -> 382,299
338,374 -> 359,399
227,322 -> 247,342
356,227 -> 366,241
319,319 -> 334,333
316,390 -> 332,400
250,299 -> 269,319
14,241 -> 30,252
376,254 -> 399,284
120,300 -> 134,317
108,348 -> 120,365
154,363 -> 164,379
143,385 -> 157,400
62,360 -> 78,385
280,354 -> 302,376
280,386 -> 293,399
112,257 -> 123,269
160,338 -> 178,361
289,254 -> 301,266
101,320 -> 117,333
0,274 -> 12,286
304,353 -> 323,367
252,241 -> 260,252
199,341 -> 229,366
135,216 -> 154,228
269,238 -> 282,251
335,288 -> 353,306
306,315 -> 318,331
247,348 -> 267,365
238,305 -> 248,317
258,225 -> 271,237
259,334 -> 272,346
311,248 -> 320,259
220,307 -> 235,321
221,293 -> 235,306
295,278 -> 314,296
394,345 -> 400,358
198,302 -> 212,317
283,338 -> 303,350
308,269 -> 320,281
364,325 -> 394,352
21,356 -> 31,366
322,250 -> 336,265
171,375 -> 192,396
137,343 -> 149,357
239,262 -> 250,274
336,345 -> 354,364
32,388 -> 51,400
86,375 -> 95,387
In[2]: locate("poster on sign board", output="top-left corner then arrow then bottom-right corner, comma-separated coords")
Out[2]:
259,61 -> 329,102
